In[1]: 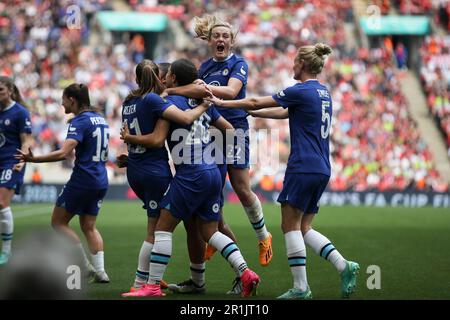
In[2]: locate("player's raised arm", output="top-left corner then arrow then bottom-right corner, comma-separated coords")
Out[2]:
161,101 -> 211,126
163,82 -> 208,99
15,139 -> 78,163
205,95 -> 278,110
248,107 -> 289,119
121,118 -> 170,148
206,77 -> 243,100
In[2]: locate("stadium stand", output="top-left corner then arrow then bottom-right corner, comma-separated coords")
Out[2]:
419,35 -> 450,160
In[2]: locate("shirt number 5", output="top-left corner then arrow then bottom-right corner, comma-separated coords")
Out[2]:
321,100 -> 331,139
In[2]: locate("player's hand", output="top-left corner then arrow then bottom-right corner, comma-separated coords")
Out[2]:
204,94 -> 222,107
160,90 -> 169,98
120,122 -> 131,142
204,85 -> 214,98
14,147 -> 34,163
12,162 -> 25,172
116,153 -> 128,168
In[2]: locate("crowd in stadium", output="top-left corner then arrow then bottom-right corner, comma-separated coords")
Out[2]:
420,35 -> 450,159
0,0 -> 448,192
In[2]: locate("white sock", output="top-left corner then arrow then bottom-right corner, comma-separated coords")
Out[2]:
190,262 -> 206,288
76,243 -> 91,268
91,251 -> 105,272
0,207 -> 13,254
148,231 -> 172,285
284,230 -> 308,291
243,197 -> 270,241
134,241 -> 153,287
304,229 -> 347,273
209,231 -> 248,276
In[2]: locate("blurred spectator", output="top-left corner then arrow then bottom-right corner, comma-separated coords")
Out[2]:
31,167 -> 42,184
395,42 -> 408,69
420,35 -> 450,159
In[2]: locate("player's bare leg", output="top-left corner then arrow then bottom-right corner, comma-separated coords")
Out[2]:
167,216 -> 206,294
301,214 -> 359,298
51,206 -> 79,243
228,166 -> 272,266
51,206 -> 95,277
80,214 -> 109,283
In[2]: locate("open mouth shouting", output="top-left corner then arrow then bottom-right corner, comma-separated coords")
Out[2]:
217,44 -> 225,53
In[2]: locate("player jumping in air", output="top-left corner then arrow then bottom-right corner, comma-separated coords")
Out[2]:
165,15 -> 272,296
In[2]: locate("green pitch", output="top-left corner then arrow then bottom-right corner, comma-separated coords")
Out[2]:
6,201 -> 450,300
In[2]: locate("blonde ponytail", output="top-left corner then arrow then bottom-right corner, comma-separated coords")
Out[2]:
297,43 -> 333,75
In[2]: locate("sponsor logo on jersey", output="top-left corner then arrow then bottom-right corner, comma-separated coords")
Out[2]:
97,200 -> 103,208
212,203 -> 220,213
69,126 -> 77,132
149,200 -> 158,210
240,66 -> 246,75
277,90 -> 286,98
208,81 -> 221,87
25,119 -> 31,127
207,71 -> 222,77
188,98 -> 198,107
222,69 -> 229,76
4,119 -> 10,126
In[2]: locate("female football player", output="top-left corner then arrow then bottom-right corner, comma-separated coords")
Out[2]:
16,83 -> 110,283
164,15 -> 273,295
0,77 -> 33,265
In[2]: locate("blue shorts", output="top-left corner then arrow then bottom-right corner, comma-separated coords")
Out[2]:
160,168 -> 222,222
127,168 -> 171,218
277,173 -> 329,214
0,165 -> 25,195
225,119 -> 250,169
56,184 -> 108,216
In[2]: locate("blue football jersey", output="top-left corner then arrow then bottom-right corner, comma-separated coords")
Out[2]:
272,80 -> 332,176
0,102 -> 32,166
154,95 -> 221,175
121,93 -> 172,177
65,111 -> 109,189
198,54 -> 248,122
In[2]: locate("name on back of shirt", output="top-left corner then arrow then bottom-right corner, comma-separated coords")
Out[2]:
90,116 -> 107,125
122,104 -> 136,116
317,89 -> 330,98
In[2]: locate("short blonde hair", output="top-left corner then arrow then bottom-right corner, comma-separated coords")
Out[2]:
297,43 -> 333,75
193,15 -> 237,42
